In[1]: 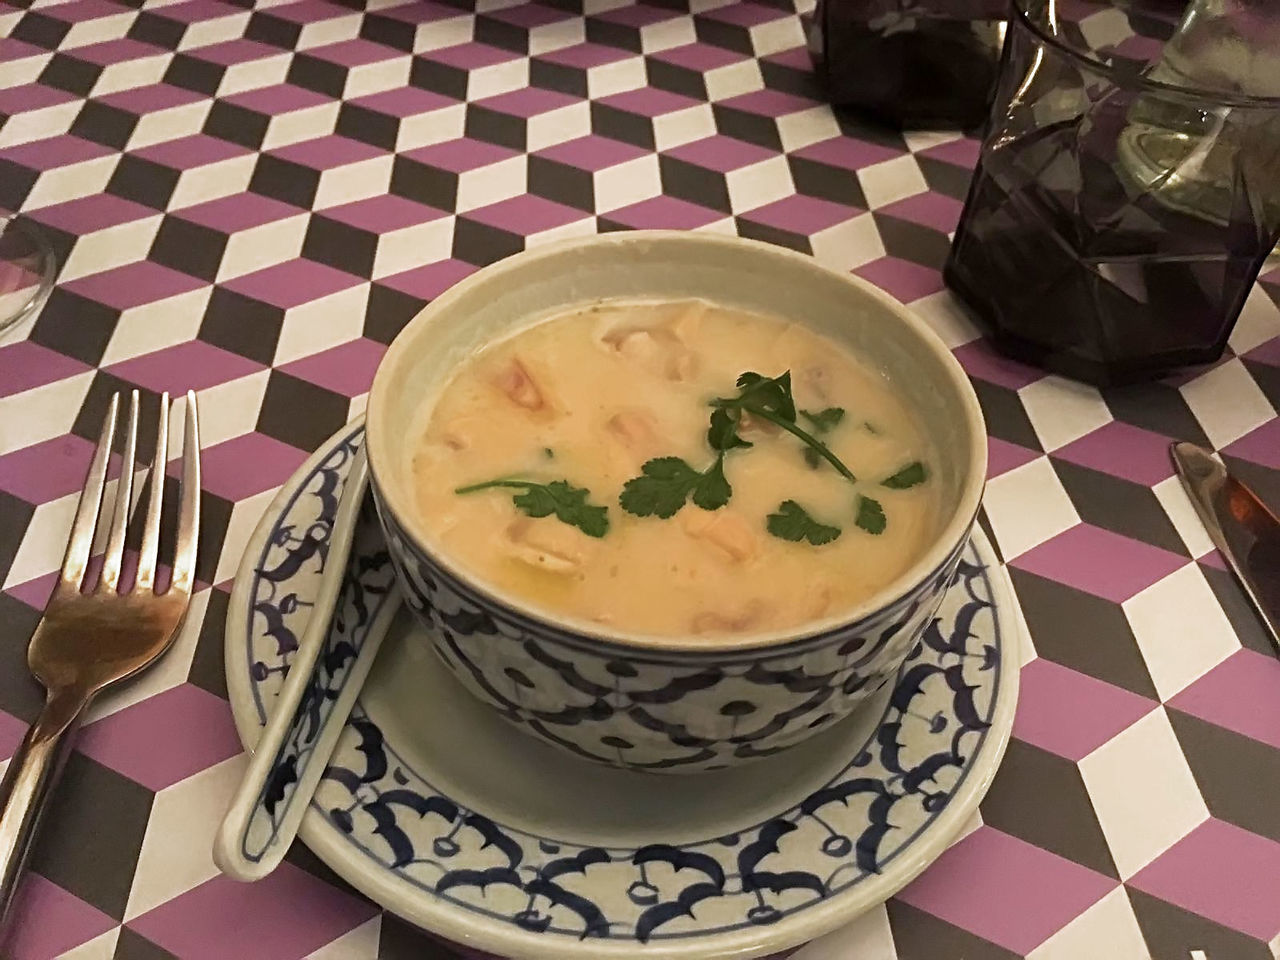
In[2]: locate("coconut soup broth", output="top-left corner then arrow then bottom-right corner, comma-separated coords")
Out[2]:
412,300 -> 941,640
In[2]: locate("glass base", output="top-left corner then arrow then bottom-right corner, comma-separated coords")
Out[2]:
943,259 -> 1231,387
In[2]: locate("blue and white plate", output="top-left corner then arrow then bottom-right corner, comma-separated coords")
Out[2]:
225,420 -> 1021,960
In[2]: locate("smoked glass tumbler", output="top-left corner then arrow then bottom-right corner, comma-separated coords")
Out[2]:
944,0 -> 1280,384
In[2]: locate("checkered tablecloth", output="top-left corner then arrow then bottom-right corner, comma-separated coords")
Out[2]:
2,0 -> 1280,957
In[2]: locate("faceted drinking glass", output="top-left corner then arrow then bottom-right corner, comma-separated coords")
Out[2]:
808,0 -> 1008,129
944,0 -> 1280,384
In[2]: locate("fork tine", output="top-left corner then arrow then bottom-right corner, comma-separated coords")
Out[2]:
99,390 -> 139,593
170,390 -> 200,596
135,392 -> 170,592
60,394 -> 119,592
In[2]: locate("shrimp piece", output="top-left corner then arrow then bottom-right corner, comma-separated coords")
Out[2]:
737,411 -> 780,438
692,600 -> 770,635
435,415 -> 489,451
668,301 -> 705,342
493,357 -> 548,411
807,586 -> 833,621
801,365 -> 834,404
668,349 -> 699,382
597,312 -> 700,382
606,409 -> 663,459
680,509 -> 758,564
503,517 -> 593,575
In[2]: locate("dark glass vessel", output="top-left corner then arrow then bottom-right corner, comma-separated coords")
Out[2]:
945,0 -> 1280,384
808,0 -> 1007,129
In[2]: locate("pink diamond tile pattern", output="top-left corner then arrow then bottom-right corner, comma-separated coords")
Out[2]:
105,340 -> 265,394
1169,650 -> 1280,751
1011,523 -> 1187,602
279,337 -> 386,396
1129,818 -> 1280,942
987,437 -> 1040,479
1054,420 -> 1179,486
1,0 -> 1278,956
1014,658 -> 1155,761
77,684 -> 244,791
128,863 -> 379,958
200,433 -> 310,500
0,435 -> 102,503
5,875 -> 115,960
897,827 -> 1116,954
0,341 -> 90,399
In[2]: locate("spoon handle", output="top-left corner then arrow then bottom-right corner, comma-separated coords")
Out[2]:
214,449 -> 400,881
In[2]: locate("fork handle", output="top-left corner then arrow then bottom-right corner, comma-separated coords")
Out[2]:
0,686 -> 91,930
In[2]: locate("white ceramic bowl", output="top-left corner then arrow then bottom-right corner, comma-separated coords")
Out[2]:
366,231 -> 986,772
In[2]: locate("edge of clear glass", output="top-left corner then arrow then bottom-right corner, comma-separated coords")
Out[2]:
1012,0 -> 1280,108
0,216 -> 57,338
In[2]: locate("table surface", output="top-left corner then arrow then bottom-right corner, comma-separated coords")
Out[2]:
2,0 -> 1280,958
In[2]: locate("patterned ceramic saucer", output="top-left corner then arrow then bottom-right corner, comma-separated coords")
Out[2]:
224,420 -> 1021,960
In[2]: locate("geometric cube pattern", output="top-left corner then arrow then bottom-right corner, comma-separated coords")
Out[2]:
2,0 -> 1279,956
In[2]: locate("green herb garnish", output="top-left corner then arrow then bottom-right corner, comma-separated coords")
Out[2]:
767,500 -> 842,545
707,406 -> 751,452
855,495 -> 885,535
614,369 -> 920,545
455,479 -> 609,537
617,375 -> 761,518
619,456 -> 731,517
799,407 -> 845,468
543,447 -> 555,459
882,461 -> 927,489
709,373 -> 856,482
801,407 -> 845,432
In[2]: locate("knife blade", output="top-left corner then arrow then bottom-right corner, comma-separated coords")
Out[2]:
1171,441 -> 1280,655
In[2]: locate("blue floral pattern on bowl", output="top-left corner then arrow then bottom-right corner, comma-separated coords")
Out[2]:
235,422 -> 1010,945
242,427 -> 397,862
374,481 -> 971,772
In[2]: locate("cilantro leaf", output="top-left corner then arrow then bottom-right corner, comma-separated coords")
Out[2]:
707,406 -> 751,453
799,406 -> 845,467
455,478 -> 609,538
733,371 -> 796,422
691,455 -> 731,510
512,482 -> 610,537
800,407 -> 845,432
620,455 -> 732,518
882,461 -> 927,489
713,372 -> 855,482
619,457 -> 698,518
766,500 -> 842,545
855,495 -> 886,535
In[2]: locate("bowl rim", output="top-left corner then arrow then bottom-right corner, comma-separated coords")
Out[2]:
365,230 -> 988,653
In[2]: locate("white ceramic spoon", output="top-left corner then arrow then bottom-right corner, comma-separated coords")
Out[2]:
214,446 -> 401,881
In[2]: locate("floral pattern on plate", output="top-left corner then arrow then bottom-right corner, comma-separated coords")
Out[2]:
228,421 -> 1018,956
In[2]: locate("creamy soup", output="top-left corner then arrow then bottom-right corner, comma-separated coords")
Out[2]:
412,300 -> 941,639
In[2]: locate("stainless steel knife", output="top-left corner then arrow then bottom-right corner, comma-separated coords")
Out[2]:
1171,441 -> 1280,654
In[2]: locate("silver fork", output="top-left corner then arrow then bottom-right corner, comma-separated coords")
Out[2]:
0,390 -> 200,929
